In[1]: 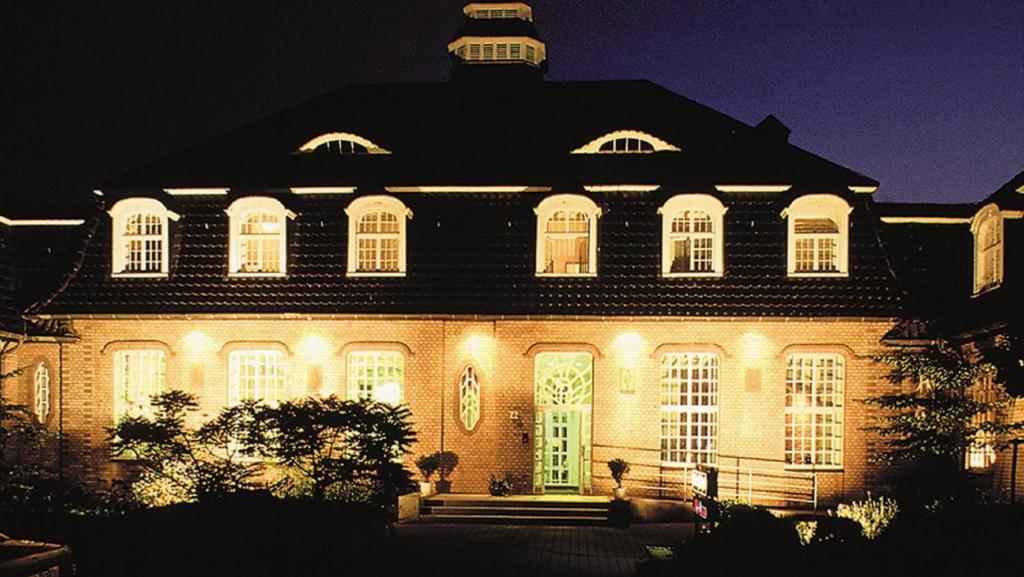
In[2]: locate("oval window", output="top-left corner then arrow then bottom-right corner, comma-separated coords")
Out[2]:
459,366 -> 480,431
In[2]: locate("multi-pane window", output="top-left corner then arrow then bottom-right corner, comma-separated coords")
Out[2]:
315,138 -> 368,155
356,211 -> 400,272
34,363 -> 50,423
347,351 -> 404,404
114,350 -> 166,422
793,218 -> 839,273
669,211 -> 714,273
238,212 -> 282,273
973,205 -> 1003,294
459,366 -> 480,431
965,372 -> 998,470
543,210 -> 591,274
109,197 -> 176,277
228,350 -> 286,406
572,130 -> 681,155
785,354 -> 844,468
660,353 -> 719,466
297,132 -> 390,155
598,137 -> 655,153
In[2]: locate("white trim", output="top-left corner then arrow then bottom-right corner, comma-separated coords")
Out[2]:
880,216 -> 970,224
715,184 -> 792,193
583,184 -> 660,193
534,194 -> 601,277
225,197 -> 294,277
783,194 -> 851,276
163,188 -> 229,196
93,189 -> 104,197
1002,209 -> 1024,219
571,130 -> 680,154
0,216 -> 85,226
847,186 -> 878,194
971,203 -> 1003,295
658,194 -> 727,277
108,198 -> 179,278
298,132 -> 391,154
447,36 -> 547,65
463,2 -> 533,20
384,185 -> 546,193
290,187 -> 357,195
345,195 -> 412,276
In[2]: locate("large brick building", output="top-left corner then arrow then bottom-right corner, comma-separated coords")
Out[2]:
2,2 -> 1021,506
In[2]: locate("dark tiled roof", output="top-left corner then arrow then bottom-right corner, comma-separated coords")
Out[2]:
875,203 -> 975,219
0,224 -> 22,335
877,219 -> 972,317
37,189 -> 902,318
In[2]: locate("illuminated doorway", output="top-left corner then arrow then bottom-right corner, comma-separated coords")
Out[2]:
533,352 -> 593,493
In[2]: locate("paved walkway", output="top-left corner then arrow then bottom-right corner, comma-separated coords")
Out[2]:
358,521 -> 692,577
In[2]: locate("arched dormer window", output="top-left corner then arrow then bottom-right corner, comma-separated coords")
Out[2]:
226,197 -> 295,277
972,203 -> 1003,295
345,196 -> 412,276
298,132 -> 391,155
659,195 -> 727,277
782,194 -> 851,276
109,197 -> 179,277
571,130 -> 680,154
535,195 -> 601,276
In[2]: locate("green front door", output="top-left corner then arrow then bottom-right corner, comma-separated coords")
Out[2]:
544,409 -> 581,488
533,352 -> 593,494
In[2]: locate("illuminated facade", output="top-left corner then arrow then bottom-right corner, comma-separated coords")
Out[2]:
1,2 -> 1020,506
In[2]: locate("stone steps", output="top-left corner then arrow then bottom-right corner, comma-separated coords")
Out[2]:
419,496 -> 613,526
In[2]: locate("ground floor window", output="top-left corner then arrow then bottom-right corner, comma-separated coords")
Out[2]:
966,372 -> 998,470
347,351 -> 404,404
114,349 -> 166,421
34,363 -> 51,422
785,353 -> 844,468
228,350 -> 285,405
659,352 -> 719,466
459,365 -> 480,431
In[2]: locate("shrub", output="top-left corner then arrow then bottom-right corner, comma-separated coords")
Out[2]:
607,458 -> 630,487
436,451 -> 459,480
813,515 -> 865,544
415,453 -> 439,482
794,520 -> 817,545
488,474 -> 512,496
835,493 -> 899,539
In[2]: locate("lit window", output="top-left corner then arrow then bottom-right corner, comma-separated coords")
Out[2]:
783,194 -> 851,276
660,353 -> 719,466
972,204 -> 1003,295
34,363 -> 50,423
114,350 -> 166,422
526,45 -> 535,62
965,371 -> 998,470
535,194 -> 601,276
459,366 -> 481,431
345,196 -> 412,276
347,351 -> 404,404
226,197 -> 294,276
784,354 -> 844,468
109,198 -> 178,277
660,195 -> 727,276
297,132 -> 391,155
228,350 -> 286,406
571,130 -> 680,154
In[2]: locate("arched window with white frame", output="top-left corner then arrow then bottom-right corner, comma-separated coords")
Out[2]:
571,129 -> 681,154
345,196 -> 412,276
535,194 -> 601,276
782,194 -> 851,276
659,194 -> 727,276
297,132 -> 392,155
972,203 -> 1003,295
226,197 -> 295,276
109,198 -> 179,277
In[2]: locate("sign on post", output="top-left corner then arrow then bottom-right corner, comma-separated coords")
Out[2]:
691,465 -> 719,524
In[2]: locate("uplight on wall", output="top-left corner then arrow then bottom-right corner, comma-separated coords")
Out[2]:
297,335 -> 331,364
613,332 -> 646,393
181,330 -> 215,362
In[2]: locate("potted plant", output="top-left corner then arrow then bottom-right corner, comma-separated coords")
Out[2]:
435,451 -> 459,493
415,453 -> 440,496
488,474 -> 513,496
607,458 -> 630,500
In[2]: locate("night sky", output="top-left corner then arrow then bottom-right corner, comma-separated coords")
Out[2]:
6,0 -> 1022,213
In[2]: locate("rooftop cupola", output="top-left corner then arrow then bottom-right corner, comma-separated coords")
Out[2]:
448,2 -> 548,82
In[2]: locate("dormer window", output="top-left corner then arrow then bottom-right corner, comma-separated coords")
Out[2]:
972,203 -> 1003,295
571,130 -> 681,154
226,197 -> 295,277
783,194 -> 851,277
659,195 -> 726,277
109,197 -> 179,277
297,132 -> 391,155
535,195 -> 601,277
345,196 -> 412,276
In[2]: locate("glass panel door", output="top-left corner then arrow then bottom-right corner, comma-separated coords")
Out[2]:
544,409 -> 580,488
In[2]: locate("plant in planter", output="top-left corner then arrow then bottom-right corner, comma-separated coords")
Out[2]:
488,474 -> 513,496
607,458 -> 630,500
415,453 -> 440,496
434,451 -> 459,493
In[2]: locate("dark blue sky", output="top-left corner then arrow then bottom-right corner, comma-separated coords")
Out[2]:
6,0 -> 1022,209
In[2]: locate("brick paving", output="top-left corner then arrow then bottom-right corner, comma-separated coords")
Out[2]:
356,521 -> 693,577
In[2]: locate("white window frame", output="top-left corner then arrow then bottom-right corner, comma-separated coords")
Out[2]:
971,203 -> 1003,295
459,365 -> 481,432
571,129 -> 681,154
227,349 -> 286,406
346,350 -> 404,404
297,132 -> 391,154
534,194 -> 601,277
782,194 -> 851,277
109,198 -> 179,278
659,195 -> 727,277
659,352 -> 719,467
114,349 -> 166,422
226,197 -> 295,277
345,196 -> 412,277
784,353 -> 845,470
34,363 -> 51,423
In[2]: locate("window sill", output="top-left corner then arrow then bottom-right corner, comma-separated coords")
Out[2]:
347,271 -> 406,278
111,272 -> 167,279
784,465 -> 843,472
535,272 -> 598,278
663,272 -> 723,279
971,283 -> 1001,298
787,271 -> 848,278
228,272 -> 288,278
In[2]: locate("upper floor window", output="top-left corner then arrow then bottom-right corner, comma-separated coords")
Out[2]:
783,194 -> 851,276
109,198 -> 179,277
784,353 -> 844,469
660,195 -> 727,277
34,363 -> 51,423
226,197 -> 295,277
466,3 -> 532,20
450,39 -> 546,65
114,349 -> 166,422
345,196 -> 412,276
571,130 -> 681,154
297,132 -> 391,155
534,195 -> 601,276
228,349 -> 286,406
972,204 -> 1003,295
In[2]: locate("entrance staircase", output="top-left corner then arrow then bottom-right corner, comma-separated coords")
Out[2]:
418,494 -> 613,525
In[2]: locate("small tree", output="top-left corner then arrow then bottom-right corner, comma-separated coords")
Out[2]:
109,390 -> 266,503
0,353 -> 57,515
415,453 -> 439,482
607,458 -> 630,488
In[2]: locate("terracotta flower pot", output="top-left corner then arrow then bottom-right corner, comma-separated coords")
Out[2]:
613,486 -> 627,500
